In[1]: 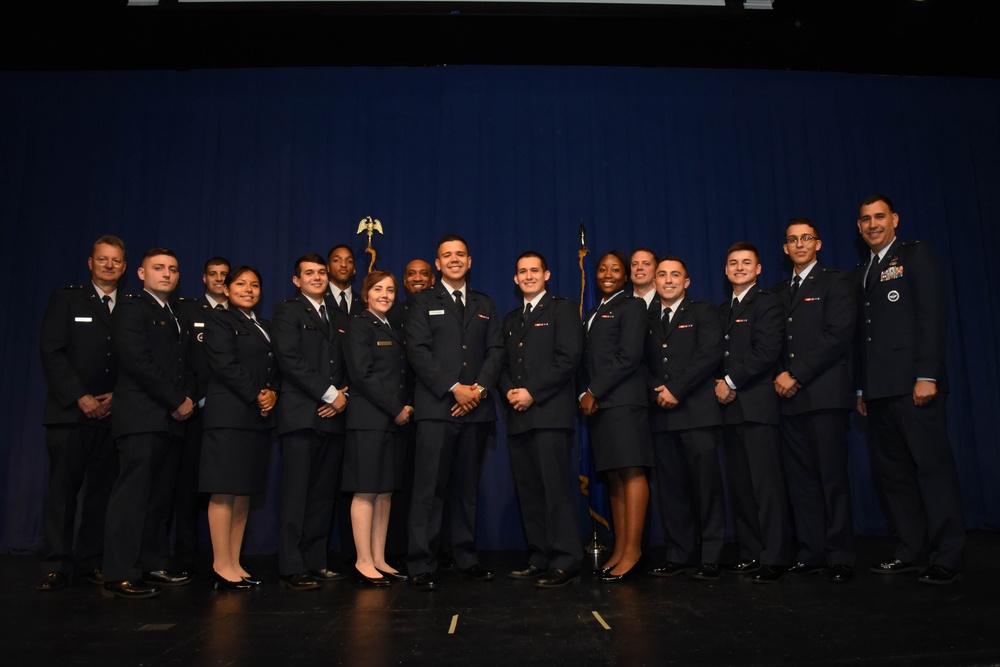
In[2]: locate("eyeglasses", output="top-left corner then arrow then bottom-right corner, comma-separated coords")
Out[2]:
93,256 -> 124,267
785,235 -> 818,245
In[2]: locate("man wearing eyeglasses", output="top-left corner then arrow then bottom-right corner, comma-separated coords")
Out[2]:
37,236 -> 126,592
772,219 -> 857,583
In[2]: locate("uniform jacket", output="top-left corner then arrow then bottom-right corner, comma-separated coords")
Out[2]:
202,307 -> 280,431
175,295 -> 216,404
39,284 -> 118,426
498,294 -> 583,435
578,291 -> 648,408
345,310 -> 413,432
643,297 -> 724,432
772,264 -> 856,414
853,239 -> 949,400
718,284 -> 783,425
404,281 -> 503,423
110,290 -> 192,439
271,293 -> 349,436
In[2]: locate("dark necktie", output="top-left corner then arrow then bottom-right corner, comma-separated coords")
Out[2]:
338,291 -> 349,313
865,255 -> 881,291
521,302 -> 532,327
319,304 -> 330,334
790,275 -> 801,300
728,297 -> 738,325
215,303 -> 225,311
164,303 -> 180,334
453,290 -> 465,317
102,294 -> 111,313
663,306 -> 671,324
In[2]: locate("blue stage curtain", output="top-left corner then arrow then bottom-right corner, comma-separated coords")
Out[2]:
2,66 -> 998,554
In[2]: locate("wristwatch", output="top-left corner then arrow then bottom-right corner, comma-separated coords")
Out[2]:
477,385 -> 488,399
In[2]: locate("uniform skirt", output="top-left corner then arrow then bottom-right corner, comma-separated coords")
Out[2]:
589,404 -> 655,472
199,428 -> 272,495
342,428 -> 407,493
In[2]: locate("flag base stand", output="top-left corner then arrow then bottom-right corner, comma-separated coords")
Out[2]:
586,520 -> 608,571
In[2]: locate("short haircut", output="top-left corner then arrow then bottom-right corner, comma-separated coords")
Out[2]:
141,247 -> 177,263
326,244 -> 354,262
360,270 -> 397,305
860,193 -> 894,213
294,252 -> 327,277
93,235 -> 125,255
725,241 -> 759,262
631,247 -> 657,259
657,254 -> 689,275
203,256 -> 231,274
225,265 -> 262,289
436,234 -> 469,254
599,250 -> 630,272
784,217 -> 818,237
515,250 -> 547,272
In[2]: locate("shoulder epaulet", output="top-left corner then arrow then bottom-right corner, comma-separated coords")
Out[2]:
757,289 -> 773,296
818,267 -> 842,274
59,284 -> 86,291
550,296 -> 571,301
122,293 -> 142,299
689,299 -> 712,306
282,298 -> 298,303
901,240 -> 922,247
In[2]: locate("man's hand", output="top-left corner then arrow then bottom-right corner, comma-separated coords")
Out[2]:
507,388 -> 535,412
78,393 -> 111,419
579,390 -> 598,417
913,379 -> 938,407
856,394 -> 867,417
257,389 -> 277,416
394,405 -> 414,426
774,371 -> 801,398
450,384 -> 481,417
654,385 -> 678,409
171,397 -> 195,421
715,379 -> 736,404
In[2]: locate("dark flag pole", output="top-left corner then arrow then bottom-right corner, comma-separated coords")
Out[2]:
576,222 -> 611,566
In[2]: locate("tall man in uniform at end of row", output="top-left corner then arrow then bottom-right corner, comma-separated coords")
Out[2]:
500,252 -> 584,588
405,235 -> 504,592
37,235 -> 126,591
854,194 -> 965,585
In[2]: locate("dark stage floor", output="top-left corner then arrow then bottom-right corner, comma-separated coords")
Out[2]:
7,532 -> 1000,667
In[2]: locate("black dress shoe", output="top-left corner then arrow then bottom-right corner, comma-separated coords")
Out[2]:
410,572 -> 441,592
828,564 -> 854,583
725,559 -> 760,574
102,580 -> 161,598
375,568 -> 408,582
508,565 -> 546,579
787,562 -> 823,575
79,569 -> 104,585
308,568 -> 349,583
692,563 -> 722,581
601,562 -> 640,582
354,567 -> 390,587
143,570 -> 193,586
869,558 -> 920,575
37,572 -> 68,592
751,565 -> 787,584
648,562 -> 697,577
279,573 -> 320,591
917,565 -> 963,585
464,564 -> 494,581
535,569 -> 580,588
209,571 -> 253,591
241,574 -> 263,587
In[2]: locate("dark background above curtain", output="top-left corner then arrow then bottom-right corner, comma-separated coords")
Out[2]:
2,66 -> 998,554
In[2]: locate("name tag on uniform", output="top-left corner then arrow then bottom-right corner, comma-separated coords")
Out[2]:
74,316 -> 93,322
377,341 -> 393,346
430,309 -> 445,316
193,322 -> 206,328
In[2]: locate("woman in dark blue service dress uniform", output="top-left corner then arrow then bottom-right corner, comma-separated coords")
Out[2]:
200,266 -> 279,590
578,250 -> 654,581
344,270 -> 414,586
